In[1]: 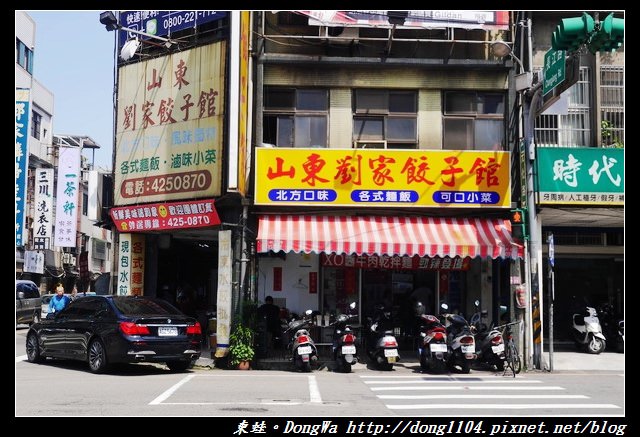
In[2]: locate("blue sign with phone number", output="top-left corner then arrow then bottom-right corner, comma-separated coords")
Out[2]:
118,11 -> 226,48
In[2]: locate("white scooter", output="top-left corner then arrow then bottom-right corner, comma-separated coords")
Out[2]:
571,306 -> 606,354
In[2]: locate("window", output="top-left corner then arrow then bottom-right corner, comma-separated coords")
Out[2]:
353,90 -> 417,149
443,91 -> 505,150
31,111 -> 42,140
600,65 -> 624,147
263,88 -> 328,147
82,193 -> 89,216
16,38 -> 34,74
535,66 -> 592,147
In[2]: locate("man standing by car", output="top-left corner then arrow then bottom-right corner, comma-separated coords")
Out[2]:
49,284 -> 70,315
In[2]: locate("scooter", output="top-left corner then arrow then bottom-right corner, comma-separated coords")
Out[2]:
469,300 -> 505,371
331,302 -> 358,373
441,303 -> 476,373
599,303 -> 624,353
366,304 -> 400,371
285,310 -> 318,372
416,313 -> 448,373
571,306 -> 606,354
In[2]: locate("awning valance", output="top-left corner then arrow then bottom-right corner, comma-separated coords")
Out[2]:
257,215 -> 523,259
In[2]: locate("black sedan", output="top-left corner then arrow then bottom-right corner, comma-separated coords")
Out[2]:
26,295 -> 202,373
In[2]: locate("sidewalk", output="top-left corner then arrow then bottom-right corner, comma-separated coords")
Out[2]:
195,344 -> 625,372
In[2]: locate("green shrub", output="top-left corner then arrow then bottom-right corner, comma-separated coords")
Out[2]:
228,322 -> 255,367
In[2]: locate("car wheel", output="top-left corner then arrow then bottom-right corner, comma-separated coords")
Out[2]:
88,339 -> 109,373
166,360 -> 191,372
26,332 -> 43,363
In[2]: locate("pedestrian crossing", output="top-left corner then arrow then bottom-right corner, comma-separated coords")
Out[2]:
359,374 -> 622,415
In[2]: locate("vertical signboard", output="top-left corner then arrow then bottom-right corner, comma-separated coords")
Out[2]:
215,230 -> 232,358
117,233 -> 145,296
33,168 -> 54,250
228,11 -> 251,196
54,147 -> 81,247
118,234 -> 132,295
15,88 -> 30,247
115,42 -> 226,206
130,235 -> 145,295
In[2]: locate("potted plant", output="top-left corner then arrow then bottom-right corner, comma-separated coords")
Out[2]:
228,322 -> 255,369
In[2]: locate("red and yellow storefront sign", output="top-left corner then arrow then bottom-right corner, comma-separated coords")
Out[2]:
255,148 -> 511,208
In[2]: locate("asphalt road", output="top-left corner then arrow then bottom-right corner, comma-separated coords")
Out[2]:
15,326 -> 625,419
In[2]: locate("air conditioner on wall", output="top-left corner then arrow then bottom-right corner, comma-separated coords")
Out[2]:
319,26 -> 360,44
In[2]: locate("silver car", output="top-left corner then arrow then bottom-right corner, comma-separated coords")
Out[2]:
16,280 -> 41,325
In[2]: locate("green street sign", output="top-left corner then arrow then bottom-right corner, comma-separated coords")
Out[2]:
543,49 -> 566,95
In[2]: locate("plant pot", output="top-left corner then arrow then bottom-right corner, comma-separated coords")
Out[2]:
237,360 -> 251,370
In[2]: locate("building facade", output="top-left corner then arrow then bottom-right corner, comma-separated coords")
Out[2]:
16,12 -> 113,295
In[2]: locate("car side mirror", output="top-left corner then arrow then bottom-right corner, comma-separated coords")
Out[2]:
17,291 -> 25,299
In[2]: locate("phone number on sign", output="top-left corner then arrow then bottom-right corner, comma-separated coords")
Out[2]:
120,170 -> 212,198
165,215 -> 213,227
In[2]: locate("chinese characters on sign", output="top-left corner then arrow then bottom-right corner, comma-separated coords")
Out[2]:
321,253 -> 471,271
33,168 -> 54,250
118,234 -> 145,296
115,42 -> 226,205
15,89 -> 30,247
537,147 -> 624,205
118,234 -> 131,296
215,230 -> 232,358
110,198 -> 220,232
255,148 -> 511,208
54,147 -> 81,247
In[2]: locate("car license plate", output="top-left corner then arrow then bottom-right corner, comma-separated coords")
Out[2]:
492,344 -> 505,353
158,326 -> 178,336
342,345 -> 356,354
387,356 -> 397,363
384,348 -> 398,357
298,345 -> 312,355
461,345 -> 475,353
430,344 -> 448,353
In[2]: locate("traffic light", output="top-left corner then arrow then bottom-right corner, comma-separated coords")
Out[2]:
551,12 -> 595,51
510,208 -> 527,240
589,13 -> 624,53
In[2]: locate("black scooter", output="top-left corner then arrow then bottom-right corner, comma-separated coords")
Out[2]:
331,302 -> 358,373
366,304 -> 400,371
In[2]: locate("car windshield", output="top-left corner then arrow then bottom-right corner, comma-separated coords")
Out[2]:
111,297 -> 182,316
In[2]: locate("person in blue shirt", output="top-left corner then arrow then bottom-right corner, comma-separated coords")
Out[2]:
49,284 -> 70,314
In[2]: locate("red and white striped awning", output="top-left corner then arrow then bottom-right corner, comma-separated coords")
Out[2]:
257,215 -> 523,259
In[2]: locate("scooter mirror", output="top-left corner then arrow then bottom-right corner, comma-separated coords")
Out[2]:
349,302 -> 356,310
305,309 -> 313,316
441,303 -> 449,310
474,299 -> 480,307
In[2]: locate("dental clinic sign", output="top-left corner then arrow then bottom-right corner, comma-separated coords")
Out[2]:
537,147 -> 623,205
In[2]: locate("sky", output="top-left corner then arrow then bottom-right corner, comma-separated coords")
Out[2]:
27,11 -> 115,171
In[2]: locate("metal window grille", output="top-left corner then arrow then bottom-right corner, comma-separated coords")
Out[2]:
600,65 -> 624,147
535,66 -> 591,147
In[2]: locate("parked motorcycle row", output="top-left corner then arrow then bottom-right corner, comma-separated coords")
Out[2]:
280,299 -> 623,373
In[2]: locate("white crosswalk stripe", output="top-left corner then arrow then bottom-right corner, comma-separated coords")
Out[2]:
359,374 -> 622,414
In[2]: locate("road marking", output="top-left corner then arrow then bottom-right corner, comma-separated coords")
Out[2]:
149,374 -> 196,405
378,394 -> 588,399
308,375 -> 322,403
16,355 -> 27,363
364,379 -> 542,384
371,385 -> 565,391
360,374 -> 523,378
386,403 -> 621,410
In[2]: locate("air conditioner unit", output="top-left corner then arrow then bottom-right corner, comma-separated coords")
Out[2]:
320,26 -> 359,44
